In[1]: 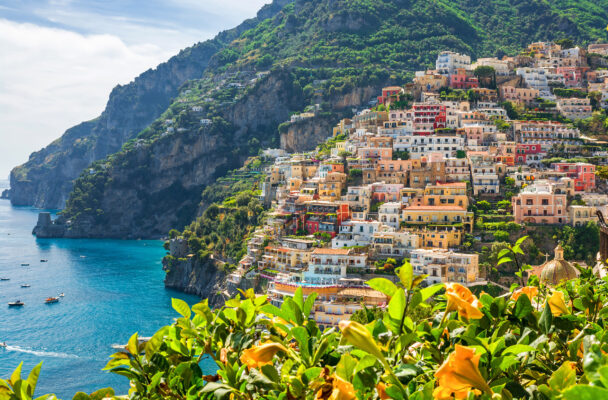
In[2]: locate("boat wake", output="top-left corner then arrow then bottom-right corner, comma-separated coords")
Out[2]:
4,345 -> 79,359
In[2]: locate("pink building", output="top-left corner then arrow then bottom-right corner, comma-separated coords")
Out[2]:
371,183 -> 404,202
515,144 -> 545,166
357,147 -> 392,161
555,67 -> 589,88
512,181 -> 567,225
552,162 -> 596,192
449,68 -> 479,90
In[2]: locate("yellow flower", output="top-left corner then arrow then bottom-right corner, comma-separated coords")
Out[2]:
445,283 -> 484,319
511,286 -> 539,302
434,345 -> 492,400
239,342 -> 287,369
548,291 -> 569,316
316,374 -> 356,400
376,382 -> 390,400
339,320 -> 386,363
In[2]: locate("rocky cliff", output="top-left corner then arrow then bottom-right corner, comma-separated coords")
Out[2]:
9,0 -> 293,209
37,70 -> 305,239
162,238 -> 267,308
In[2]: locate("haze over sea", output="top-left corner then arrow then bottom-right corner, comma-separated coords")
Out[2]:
0,179 -> 203,397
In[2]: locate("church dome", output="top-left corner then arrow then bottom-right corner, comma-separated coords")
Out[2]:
540,244 -> 579,285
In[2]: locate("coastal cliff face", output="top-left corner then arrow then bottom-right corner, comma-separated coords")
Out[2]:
37,70 -> 305,239
162,239 -> 267,308
8,0 -> 292,209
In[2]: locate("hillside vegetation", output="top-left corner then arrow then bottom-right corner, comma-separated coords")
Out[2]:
56,0 -> 608,239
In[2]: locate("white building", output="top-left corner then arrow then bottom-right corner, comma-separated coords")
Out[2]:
436,51 -> 471,75
472,57 -> 510,75
331,220 -> 383,248
410,248 -> 479,286
516,68 -> 553,99
371,231 -> 419,259
409,135 -> 465,159
378,202 -> 402,229
303,248 -> 368,285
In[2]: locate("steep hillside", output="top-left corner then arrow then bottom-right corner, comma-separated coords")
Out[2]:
35,0 -> 608,238
8,0 -> 292,209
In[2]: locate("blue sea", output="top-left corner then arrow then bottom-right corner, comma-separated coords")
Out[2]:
0,181 -> 205,398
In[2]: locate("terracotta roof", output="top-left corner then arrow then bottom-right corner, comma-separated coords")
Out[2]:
312,248 -> 351,255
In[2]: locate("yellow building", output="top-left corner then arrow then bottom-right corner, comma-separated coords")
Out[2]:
258,246 -> 312,273
417,227 -> 463,249
402,206 -> 474,233
318,172 -> 347,201
569,205 -> 597,227
421,182 -> 468,209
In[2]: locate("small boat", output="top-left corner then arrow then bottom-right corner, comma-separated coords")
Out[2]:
21,284 -> 31,288
45,297 -> 59,304
0,278 -> 9,281
40,259 -> 48,262
0,342 -> 6,348
8,301 -> 24,307
58,293 -> 65,297
21,263 -> 29,266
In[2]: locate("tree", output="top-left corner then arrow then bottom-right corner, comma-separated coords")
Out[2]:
493,230 -> 509,242
476,200 -> 492,212
556,38 -> 574,49
473,66 -> 496,89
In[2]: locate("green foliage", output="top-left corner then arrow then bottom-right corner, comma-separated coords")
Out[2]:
392,150 -> 410,160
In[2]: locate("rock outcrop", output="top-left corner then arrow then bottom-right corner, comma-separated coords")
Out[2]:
162,238 -> 267,308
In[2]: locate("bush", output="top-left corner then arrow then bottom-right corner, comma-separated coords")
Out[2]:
493,230 -> 509,241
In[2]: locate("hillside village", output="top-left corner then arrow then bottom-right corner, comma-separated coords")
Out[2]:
172,41 -> 608,329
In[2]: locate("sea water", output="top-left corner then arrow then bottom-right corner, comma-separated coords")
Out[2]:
0,183 -> 209,397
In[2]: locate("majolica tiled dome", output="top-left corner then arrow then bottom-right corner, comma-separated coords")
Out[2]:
540,244 -> 579,286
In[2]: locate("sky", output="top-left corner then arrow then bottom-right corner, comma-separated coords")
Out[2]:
0,0 -> 269,179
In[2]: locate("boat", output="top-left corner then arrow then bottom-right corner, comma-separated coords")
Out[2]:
58,293 -> 65,297
45,297 -> 59,304
8,301 -> 24,307
21,284 -> 31,288
0,278 -> 9,281
21,263 -> 29,266
40,259 -> 48,262
0,342 -> 6,348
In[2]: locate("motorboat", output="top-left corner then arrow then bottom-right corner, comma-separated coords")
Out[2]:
21,263 -> 29,266
20,284 -> 31,288
8,301 -> 24,307
40,259 -> 48,262
0,342 -> 6,348
45,297 -> 59,304
0,278 -> 9,281
58,293 -> 65,297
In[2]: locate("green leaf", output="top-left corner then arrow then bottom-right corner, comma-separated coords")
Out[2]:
302,367 -> 323,385
26,362 -> 42,392
293,287 -> 304,310
366,278 -> 398,297
291,326 -> 310,362
10,362 -> 23,386
397,261 -> 413,289
420,283 -> 444,302
172,298 -> 191,319
513,293 -> 533,319
89,388 -> 115,400
388,289 -> 406,322
303,292 -> 317,317
549,362 -> 577,392
497,248 -> 511,259
497,257 -> 513,266
562,385 -> 608,400
72,393 -> 90,400
336,354 -> 357,380
503,344 -> 536,355
126,332 -> 139,356
515,236 -> 528,248
539,301 -> 553,334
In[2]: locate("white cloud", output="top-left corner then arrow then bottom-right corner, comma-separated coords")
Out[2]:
0,19 -> 175,177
